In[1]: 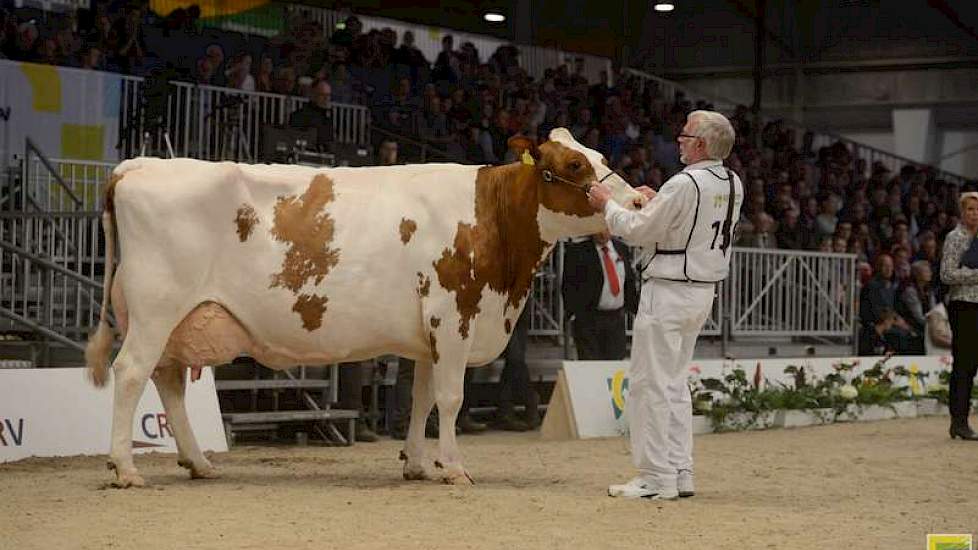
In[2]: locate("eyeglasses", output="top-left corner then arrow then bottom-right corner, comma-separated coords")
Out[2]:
677,133 -> 702,141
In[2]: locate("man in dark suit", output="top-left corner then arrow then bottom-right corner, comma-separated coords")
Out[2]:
562,231 -> 639,360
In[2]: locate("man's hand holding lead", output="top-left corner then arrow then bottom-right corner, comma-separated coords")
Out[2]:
635,186 -> 657,201
587,183 -> 612,211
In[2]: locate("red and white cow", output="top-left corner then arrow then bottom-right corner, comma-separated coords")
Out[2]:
86,128 -> 643,487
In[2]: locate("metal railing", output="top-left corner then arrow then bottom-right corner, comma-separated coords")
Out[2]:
530,247 -> 563,336
619,249 -> 854,341
22,156 -> 113,211
800,130 -> 972,188
622,279 -> 725,338
727,248 -> 856,337
1,149 -> 106,356
118,76 -> 371,162
1,154 -> 858,350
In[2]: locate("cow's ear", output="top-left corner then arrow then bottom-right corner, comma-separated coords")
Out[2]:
507,135 -> 539,164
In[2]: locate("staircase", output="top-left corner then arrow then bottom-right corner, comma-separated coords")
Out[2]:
0,140 -> 109,366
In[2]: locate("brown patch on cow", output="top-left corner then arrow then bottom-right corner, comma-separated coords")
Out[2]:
429,332 -> 440,363
293,294 -> 329,331
235,204 -> 259,242
103,173 -> 123,213
433,163 -> 553,339
504,318 -> 512,334
430,316 -> 441,329
433,223 -> 482,338
399,218 -> 417,244
269,174 -> 340,330
417,272 -> 431,297
536,141 -> 597,218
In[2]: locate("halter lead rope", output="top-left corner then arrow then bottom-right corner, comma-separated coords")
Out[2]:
541,168 -> 617,194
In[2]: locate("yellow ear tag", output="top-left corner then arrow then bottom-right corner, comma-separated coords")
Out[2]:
521,149 -> 535,166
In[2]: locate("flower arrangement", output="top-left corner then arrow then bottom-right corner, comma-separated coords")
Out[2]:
696,363 -> 777,431
924,369 -> 950,404
689,356 -> 926,432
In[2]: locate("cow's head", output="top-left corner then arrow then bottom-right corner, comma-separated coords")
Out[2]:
509,128 -> 642,241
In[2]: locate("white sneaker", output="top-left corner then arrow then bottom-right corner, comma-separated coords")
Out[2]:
608,477 -> 679,500
678,470 -> 695,498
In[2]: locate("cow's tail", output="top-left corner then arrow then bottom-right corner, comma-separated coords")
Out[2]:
86,176 -> 120,387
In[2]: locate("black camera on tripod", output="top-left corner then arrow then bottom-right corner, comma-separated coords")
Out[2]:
118,62 -> 187,158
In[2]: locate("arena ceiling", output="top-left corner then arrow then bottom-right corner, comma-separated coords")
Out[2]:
309,0 -> 978,71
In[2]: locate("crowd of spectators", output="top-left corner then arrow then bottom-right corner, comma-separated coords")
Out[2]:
729,117 -> 975,355
1,1 -> 149,73
3,1 -> 975,358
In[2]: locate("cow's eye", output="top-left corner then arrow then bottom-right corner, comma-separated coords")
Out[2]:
569,161 -> 582,171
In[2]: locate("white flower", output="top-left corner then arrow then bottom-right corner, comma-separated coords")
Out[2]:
836,384 -> 858,400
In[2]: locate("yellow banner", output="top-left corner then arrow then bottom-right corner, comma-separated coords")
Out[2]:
150,0 -> 269,18
61,124 -> 105,161
20,63 -> 61,113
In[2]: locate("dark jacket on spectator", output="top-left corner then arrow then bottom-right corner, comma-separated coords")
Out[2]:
289,104 -> 334,152
859,276 -> 898,327
562,239 -> 639,318
858,325 -> 897,356
776,222 -> 811,250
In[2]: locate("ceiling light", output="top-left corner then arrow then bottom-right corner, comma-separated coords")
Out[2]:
484,12 -> 505,22
654,2 -> 675,12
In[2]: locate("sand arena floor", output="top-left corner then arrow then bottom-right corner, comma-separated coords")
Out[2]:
1,415 -> 976,550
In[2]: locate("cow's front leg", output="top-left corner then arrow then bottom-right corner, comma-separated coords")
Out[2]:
402,360 -> 435,480
432,361 -> 472,485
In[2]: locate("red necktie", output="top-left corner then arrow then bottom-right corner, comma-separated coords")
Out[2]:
601,245 -> 621,297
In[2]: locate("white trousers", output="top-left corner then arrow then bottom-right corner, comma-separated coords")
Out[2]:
628,279 -> 715,489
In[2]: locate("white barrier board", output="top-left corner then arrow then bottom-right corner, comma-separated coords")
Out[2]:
541,354 -> 951,440
0,368 -> 228,463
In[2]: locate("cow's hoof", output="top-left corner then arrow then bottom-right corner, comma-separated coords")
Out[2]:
402,463 -> 430,481
179,459 -> 220,480
190,467 -> 220,480
440,468 -> 474,486
111,471 -> 146,488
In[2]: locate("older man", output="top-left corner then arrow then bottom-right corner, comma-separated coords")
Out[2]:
289,79 -> 334,153
587,110 -> 743,500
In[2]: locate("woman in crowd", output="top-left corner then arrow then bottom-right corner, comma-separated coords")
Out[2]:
940,191 -> 978,440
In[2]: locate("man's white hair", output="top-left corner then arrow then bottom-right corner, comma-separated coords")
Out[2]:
959,190 -> 978,210
689,110 -> 735,160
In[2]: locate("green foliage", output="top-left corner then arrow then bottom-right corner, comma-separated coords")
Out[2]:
689,357 -> 925,432
925,370 -> 952,404
699,368 -> 775,432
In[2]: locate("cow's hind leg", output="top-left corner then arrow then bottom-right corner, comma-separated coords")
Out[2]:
108,328 -> 168,488
153,366 -> 219,480
402,360 -> 435,480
